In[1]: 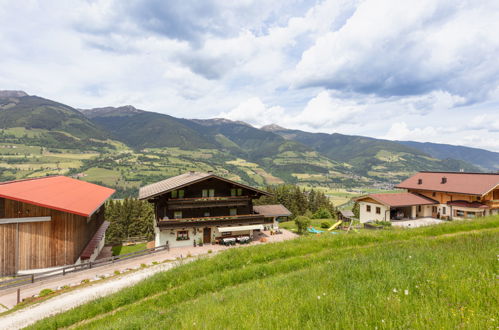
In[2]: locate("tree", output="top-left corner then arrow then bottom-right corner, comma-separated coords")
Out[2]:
312,207 -> 332,219
294,216 -> 311,234
352,201 -> 360,219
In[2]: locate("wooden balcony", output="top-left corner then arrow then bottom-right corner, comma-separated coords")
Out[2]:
485,200 -> 499,209
166,196 -> 250,210
157,214 -> 270,228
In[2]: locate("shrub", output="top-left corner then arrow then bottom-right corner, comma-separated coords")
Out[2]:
320,221 -> 332,229
294,216 -> 311,234
81,279 -> 90,284
39,289 -> 53,297
114,270 -> 120,275
312,208 -> 332,219
140,263 -> 147,268
208,250 -> 213,254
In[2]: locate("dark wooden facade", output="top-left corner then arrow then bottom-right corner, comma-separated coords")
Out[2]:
0,198 -> 105,275
149,177 -> 266,228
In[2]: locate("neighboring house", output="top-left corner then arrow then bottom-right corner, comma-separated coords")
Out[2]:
0,176 -> 115,275
356,171 -> 499,223
138,171 -> 291,248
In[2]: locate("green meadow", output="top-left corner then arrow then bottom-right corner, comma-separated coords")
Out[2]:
30,216 -> 499,329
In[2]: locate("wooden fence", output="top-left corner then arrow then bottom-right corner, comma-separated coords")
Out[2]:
0,243 -> 169,291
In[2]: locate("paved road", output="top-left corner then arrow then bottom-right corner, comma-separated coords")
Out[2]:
0,230 -> 297,313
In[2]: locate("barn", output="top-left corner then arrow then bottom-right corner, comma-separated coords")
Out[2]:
0,176 -> 115,275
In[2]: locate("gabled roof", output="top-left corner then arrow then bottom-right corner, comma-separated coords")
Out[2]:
139,172 -> 271,200
356,192 -> 437,207
396,171 -> 499,196
253,204 -> 292,217
0,176 -> 115,217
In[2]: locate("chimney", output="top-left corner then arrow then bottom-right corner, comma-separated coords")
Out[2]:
417,179 -> 423,185
441,177 -> 447,184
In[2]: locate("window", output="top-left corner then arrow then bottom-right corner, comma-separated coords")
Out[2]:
222,231 -> 232,237
432,206 -> 437,213
237,188 -> 242,196
231,188 -> 236,196
177,230 -> 189,241
174,211 -> 182,219
476,196 -> 481,201
467,212 -> 476,218
376,207 -> 381,214
209,189 -> 215,197
230,208 -> 237,216
442,207 -> 446,215
171,190 -> 178,198
178,189 -> 184,198
418,205 -> 422,212
494,190 -> 499,200
202,189 -> 208,197
366,205 -> 371,212
204,212 -> 210,217
456,210 -> 464,217
432,192 -> 436,197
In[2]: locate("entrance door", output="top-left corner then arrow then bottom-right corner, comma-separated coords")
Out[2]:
203,228 -> 211,244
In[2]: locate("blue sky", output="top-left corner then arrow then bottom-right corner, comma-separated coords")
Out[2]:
1,0 -> 498,151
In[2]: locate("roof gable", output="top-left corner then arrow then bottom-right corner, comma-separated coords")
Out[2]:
0,176 -> 115,217
396,171 -> 499,196
139,172 -> 271,199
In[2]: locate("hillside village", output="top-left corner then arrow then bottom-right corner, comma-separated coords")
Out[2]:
1,0 -> 499,328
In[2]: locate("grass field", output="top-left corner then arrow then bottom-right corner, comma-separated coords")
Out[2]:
111,243 -> 148,256
29,216 -> 499,329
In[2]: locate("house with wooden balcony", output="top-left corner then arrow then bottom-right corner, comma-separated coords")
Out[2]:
139,171 -> 291,248
356,171 -> 499,223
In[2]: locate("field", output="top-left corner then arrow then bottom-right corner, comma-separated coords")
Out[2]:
30,216 -> 499,329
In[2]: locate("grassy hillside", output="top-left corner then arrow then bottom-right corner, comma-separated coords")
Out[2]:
267,127 -> 481,180
399,140 -> 499,171
31,216 -> 499,329
0,94 -> 108,141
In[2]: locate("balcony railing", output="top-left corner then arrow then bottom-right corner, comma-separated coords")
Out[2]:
157,214 -> 267,227
167,196 -> 250,209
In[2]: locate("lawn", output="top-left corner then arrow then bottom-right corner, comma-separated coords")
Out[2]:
279,218 -> 339,232
111,243 -> 148,256
29,216 -> 499,329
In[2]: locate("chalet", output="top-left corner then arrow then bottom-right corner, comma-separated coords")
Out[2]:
356,171 -> 499,223
0,176 -> 114,275
139,171 -> 291,248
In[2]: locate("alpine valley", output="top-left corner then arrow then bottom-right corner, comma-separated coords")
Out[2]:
1,90 -> 497,202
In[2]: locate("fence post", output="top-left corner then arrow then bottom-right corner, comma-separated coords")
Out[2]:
89,261 -> 92,269
63,268 -> 66,276
31,274 -> 34,283
17,288 -> 21,304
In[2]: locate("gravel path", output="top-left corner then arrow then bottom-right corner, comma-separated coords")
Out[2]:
0,259 -> 192,329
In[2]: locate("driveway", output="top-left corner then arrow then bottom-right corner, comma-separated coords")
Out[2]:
0,229 -> 297,315
391,217 -> 446,228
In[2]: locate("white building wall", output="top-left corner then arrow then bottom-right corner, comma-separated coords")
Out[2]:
359,202 -> 389,223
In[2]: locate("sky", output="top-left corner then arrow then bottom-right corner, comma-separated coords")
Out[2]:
1,0 -> 498,151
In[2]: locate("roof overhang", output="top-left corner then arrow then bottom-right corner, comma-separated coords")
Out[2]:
141,174 -> 272,200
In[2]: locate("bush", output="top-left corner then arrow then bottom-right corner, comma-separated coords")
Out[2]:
294,216 -> 311,234
312,208 -> 332,219
320,221 -> 332,229
39,288 -> 53,297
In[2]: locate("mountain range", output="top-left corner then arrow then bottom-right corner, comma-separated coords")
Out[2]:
0,90 -> 497,195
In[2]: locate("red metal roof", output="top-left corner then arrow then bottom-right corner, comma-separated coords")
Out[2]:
357,192 -> 437,207
396,172 -> 499,196
0,176 -> 115,217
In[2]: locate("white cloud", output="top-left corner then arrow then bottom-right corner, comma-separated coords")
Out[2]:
220,97 -> 285,127
383,122 -> 439,141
